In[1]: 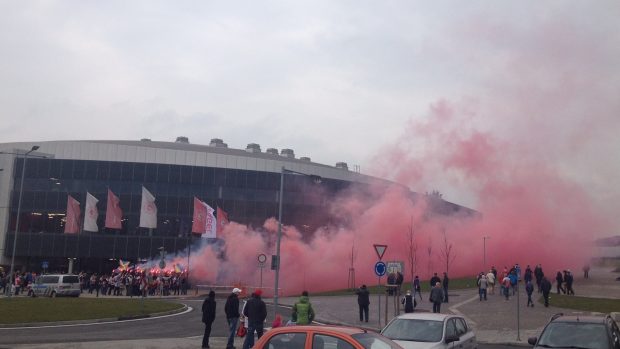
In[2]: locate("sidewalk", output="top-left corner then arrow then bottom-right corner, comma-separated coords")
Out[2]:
4,267 -> 620,348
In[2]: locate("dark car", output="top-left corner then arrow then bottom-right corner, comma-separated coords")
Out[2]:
528,313 -> 620,349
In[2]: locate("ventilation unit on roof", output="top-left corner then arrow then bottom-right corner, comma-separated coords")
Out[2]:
300,157 -> 311,162
140,138 -> 152,142
266,148 -> 279,155
175,136 -> 189,143
246,143 -> 261,153
209,138 -> 228,148
336,162 -> 349,170
281,149 -> 295,158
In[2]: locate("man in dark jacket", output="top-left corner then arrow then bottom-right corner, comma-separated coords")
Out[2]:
224,288 -> 241,349
356,285 -> 370,322
541,276 -> 552,307
430,273 -> 441,289
442,272 -> 449,303
202,291 -> 216,349
534,264 -> 544,293
242,289 -> 267,349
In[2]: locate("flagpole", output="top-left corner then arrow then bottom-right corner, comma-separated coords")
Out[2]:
186,234 -> 191,294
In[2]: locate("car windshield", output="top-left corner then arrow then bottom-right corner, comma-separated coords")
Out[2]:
382,319 -> 444,342
538,322 -> 609,349
351,332 -> 403,349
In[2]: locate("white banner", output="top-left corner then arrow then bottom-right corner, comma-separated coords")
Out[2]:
203,203 -> 217,239
139,186 -> 157,229
83,192 -> 99,232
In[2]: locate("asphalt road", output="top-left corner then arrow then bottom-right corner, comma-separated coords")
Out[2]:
0,299 -> 289,345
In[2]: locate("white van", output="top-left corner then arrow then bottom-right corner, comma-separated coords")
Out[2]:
29,274 -> 81,297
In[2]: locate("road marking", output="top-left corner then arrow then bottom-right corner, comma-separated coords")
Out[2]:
0,307 -> 193,330
449,295 -> 479,327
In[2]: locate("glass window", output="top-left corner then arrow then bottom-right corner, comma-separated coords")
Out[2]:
214,168 -> 226,186
61,160 -> 74,179
313,334 -> 354,349
133,163 -> 146,182
144,163 -> 157,182
97,161 -> 110,180
191,167 -> 203,184
36,158 -> 51,179
169,165 -> 181,184
73,160 -> 86,179
157,164 -> 170,183
382,319 -> 443,342
109,163 -> 122,180
445,319 -> 457,338
39,276 -> 60,284
266,332 -> 307,349
85,161 -> 98,179
204,168 -> 214,185
49,160 -> 62,180
351,332 -> 401,349
179,166 -> 192,184
121,162 -> 134,181
62,276 -> 79,283
538,322 -> 609,349
456,318 -> 468,335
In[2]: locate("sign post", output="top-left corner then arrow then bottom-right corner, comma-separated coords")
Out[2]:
258,254 -> 267,289
373,244 -> 387,327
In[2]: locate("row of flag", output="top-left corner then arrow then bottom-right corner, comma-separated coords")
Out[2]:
64,186 -> 229,238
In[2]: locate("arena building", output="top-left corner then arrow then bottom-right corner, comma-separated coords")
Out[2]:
0,138 -> 475,273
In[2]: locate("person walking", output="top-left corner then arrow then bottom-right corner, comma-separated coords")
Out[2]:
486,270 -> 496,295
429,273 -> 441,289
201,291 -> 216,349
565,270 -> 575,295
534,264 -> 544,293
583,264 -> 590,279
555,271 -> 565,294
291,291 -> 315,325
502,274 -> 511,300
242,289 -> 267,349
525,280 -> 534,307
402,290 -> 416,313
429,282 -> 445,313
356,285 -> 370,322
541,276 -> 552,307
224,287 -> 242,349
478,274 -> 488,301
412,276 -> 422,301
442,272 -> 449,303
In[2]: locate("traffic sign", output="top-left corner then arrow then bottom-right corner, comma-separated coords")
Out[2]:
373,244 -> 387,260
41,261 -> 49,269
374,261 -> 387,277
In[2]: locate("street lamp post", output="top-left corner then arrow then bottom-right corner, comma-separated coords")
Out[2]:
483,236 -> 491,269
273,166 -> 321,319
2,145 -> 40,298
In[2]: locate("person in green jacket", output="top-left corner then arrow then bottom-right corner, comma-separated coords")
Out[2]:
292,290 -> 315,325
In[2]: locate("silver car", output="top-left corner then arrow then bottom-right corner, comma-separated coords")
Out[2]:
381,313 -> 477,349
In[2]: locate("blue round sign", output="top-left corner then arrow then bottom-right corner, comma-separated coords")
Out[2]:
374,261 -> 386,277
41,261 -> 49,269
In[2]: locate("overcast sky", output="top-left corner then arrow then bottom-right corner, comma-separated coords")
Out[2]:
1,1 -> 619,216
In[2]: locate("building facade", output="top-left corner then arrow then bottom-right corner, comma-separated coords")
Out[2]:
0,138 -> 474,274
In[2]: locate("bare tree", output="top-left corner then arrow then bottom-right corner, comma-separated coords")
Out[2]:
426,237 -> 433,278
440,228 -> 457,273
406,216 -> 418,283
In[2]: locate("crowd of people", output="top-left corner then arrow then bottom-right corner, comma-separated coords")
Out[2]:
474,264 -> 578,308
79,270 -> 189,297
0,268 -> 189,297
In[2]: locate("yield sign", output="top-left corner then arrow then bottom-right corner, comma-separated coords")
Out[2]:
373,244 -> 387,260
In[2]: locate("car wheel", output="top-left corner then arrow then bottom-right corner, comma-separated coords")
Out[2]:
50,291 -> 56,298
28,290 -> 34,297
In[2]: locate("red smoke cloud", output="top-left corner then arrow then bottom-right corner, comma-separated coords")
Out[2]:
162,12 -> 617,296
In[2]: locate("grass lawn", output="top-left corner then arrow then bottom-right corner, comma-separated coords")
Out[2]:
0,297 -> 184,324
539,294 -> 620,313
314,276 -> 478,296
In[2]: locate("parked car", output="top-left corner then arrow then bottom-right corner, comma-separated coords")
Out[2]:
253,325 -> 403,349
28,274 -> 80,297
381,313 -> 477,349
528,313 -> 620,349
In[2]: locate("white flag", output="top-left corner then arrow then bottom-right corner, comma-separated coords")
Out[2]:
203,203 -> 217,239
83,192 -> 99,232
139,186 -> 157,229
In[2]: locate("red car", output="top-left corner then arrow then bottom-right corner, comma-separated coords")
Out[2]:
253,325 -> 403,349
